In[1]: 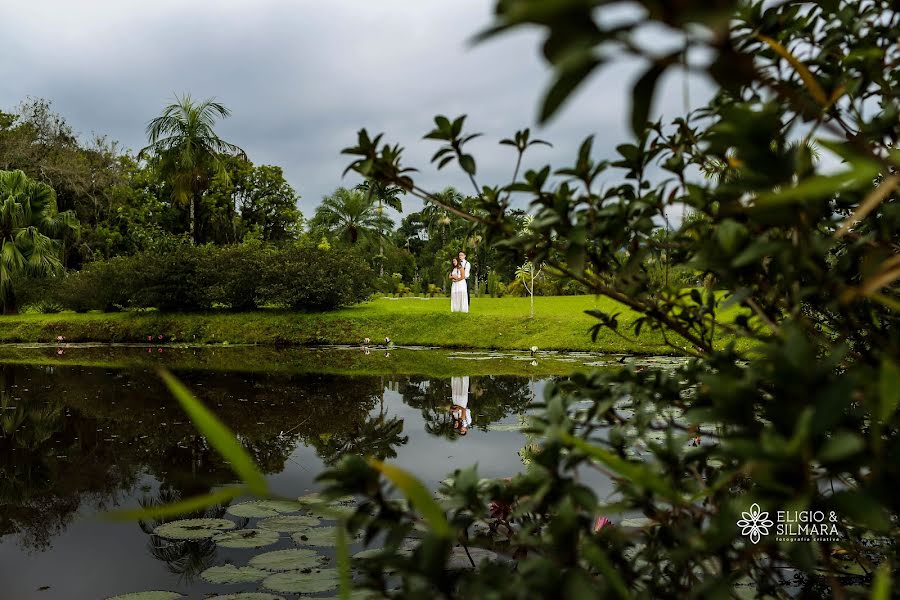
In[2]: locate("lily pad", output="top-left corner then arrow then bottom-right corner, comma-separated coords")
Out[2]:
208,595 -> 285,600
486,423 -> 526,432
227,499 -> 304,518
212,528 -> 280,549
226,502 -> 280,519
257,514 -> 320,532
249,548 -> 325,572
201,564 -> 269,585
256,499 -> 304,513
153,518 -> 236,540
106,593 -> 183,600
290,526 -> 352,547
305,504 -> 356,520
620,517 -> 653,528
297,493 -> 356,507
447,546 -> 498,569
262,569 -> 339,594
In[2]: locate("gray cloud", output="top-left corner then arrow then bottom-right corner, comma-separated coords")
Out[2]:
1,0 -> 715,218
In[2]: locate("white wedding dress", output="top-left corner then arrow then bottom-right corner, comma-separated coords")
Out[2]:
451,375 -> 471,428
451,267 -> 468,313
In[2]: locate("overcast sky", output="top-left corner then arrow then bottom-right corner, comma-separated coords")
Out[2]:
1,0 -> 715,216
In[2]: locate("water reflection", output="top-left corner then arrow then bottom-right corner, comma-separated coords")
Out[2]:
0,358 -> 550,599
450,375 -> 471,436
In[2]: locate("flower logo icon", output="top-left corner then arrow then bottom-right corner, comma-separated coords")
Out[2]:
737,503 -> 773,544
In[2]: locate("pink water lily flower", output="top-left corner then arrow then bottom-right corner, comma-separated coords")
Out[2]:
593,516 -> 611,532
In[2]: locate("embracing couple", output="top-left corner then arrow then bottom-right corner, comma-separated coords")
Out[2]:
449,250 -> 470,313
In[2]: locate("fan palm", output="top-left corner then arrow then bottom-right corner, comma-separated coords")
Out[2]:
313,187 -> 393,245
0,170 -> 78,314
139,95 -> 246,243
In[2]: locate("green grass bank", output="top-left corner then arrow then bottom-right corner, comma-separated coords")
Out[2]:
0,296 -> 729,354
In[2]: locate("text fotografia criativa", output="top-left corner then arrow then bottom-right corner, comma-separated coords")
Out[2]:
774,510 -> 841,542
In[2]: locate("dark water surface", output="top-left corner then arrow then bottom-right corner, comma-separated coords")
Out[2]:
0,346 -> 621,600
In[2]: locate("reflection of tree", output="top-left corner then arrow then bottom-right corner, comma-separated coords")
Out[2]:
0,365 -> 132,550
312,415 -> 407,465
0,364 -> 393,551
399,375 -> 532,439
137,488 -> 228,584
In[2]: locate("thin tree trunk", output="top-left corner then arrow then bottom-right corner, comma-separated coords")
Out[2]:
190,194 -> 197,245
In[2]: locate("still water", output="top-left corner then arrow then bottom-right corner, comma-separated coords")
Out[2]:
0,346 -> 626,600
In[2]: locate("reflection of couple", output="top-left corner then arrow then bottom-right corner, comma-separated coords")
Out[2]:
449,251 -> 470,313
450,375 -> 471,435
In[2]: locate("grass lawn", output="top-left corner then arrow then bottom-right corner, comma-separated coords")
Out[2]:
0,295 -> 739,354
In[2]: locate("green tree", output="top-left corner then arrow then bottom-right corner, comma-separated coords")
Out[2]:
0,170 -> 77,314
140,95 -> 246,244
311,187 -> 392,246
358,181 -> 405,275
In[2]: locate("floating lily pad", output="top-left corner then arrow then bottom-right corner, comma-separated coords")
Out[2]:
256,499 -> 304,513
208,594 -> 285,600
262,569 -> 339,594
291,526 -> 350,547
486,423 -> 526,432
305,504 -> 356,520
447,546 -> 498,569
620,517 -> 653,528
257,514 -> 320,532
212,528 -> 280,548
201,564 -> 269,585
226,502 -> 280,518
153,518 -> 236,540
249,548 -> 325,572
298,493 -> 356,507
106,593 -> 183,600
306,591 -> 384,600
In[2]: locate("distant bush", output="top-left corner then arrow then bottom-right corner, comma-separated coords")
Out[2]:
55,257 -> 134,312
42,244 -> 372,313
259,245 -> 374,310
128,246 -> 215,312
204,243 -> 273,310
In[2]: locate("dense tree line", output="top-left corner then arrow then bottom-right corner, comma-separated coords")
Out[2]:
0,97 -> 592,313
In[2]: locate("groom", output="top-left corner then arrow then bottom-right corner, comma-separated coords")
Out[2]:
458,251 -> 471,308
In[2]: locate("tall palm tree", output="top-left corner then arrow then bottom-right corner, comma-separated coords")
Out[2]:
0,170 -> 78,314
313,187 -> 393,246
357,181 -> 405,275
139,95 -> 246,243
421,187 -> 463,246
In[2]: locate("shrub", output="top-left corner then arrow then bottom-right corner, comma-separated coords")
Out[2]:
55,258 -> 134,312
128,247 -> 215,312
203,243 -> 273,310
259,245 -> 373,310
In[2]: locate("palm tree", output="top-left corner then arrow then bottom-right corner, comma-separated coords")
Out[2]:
421,187 -> 463,246
139,95 -> 246,243
0,170 -> 78,314
313,187 -> 393,246
357,181 -> 405,275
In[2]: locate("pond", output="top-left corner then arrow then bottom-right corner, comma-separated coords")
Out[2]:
0,345 -> 677,599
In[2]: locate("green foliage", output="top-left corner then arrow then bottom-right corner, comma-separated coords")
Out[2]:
258,245 -> 374,311
45,244 -> 372,313
0,169 -> 78,313
139,95 -> 247,244
333,1 -> 900,597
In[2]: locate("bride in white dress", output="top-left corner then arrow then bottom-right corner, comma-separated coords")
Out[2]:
450,258 -> 469,313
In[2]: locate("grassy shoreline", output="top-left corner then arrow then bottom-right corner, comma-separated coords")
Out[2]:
0,296 -> 718,354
